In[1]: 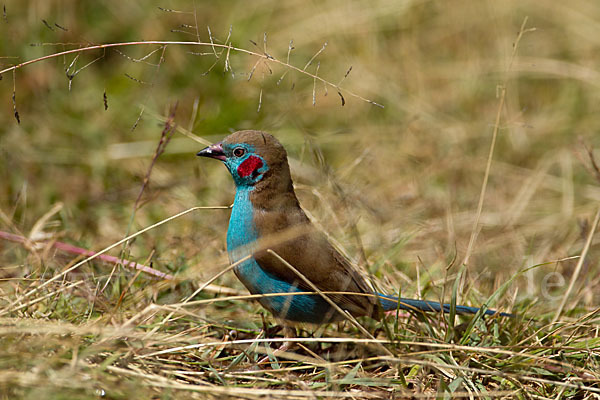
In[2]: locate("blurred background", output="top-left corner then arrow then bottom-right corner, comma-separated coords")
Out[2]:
1,0 -> 599,336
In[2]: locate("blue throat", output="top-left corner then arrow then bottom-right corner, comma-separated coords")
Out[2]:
227,187 -> 341,323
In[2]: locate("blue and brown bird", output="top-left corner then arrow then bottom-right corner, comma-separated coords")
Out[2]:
197,130 -> 510,324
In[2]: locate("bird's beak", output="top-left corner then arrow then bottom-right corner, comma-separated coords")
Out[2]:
197,142 -> 226,161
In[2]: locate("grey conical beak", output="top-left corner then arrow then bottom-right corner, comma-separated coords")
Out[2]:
197,142 -> 226,161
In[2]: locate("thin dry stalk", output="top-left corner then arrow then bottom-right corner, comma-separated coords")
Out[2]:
463,17 -> 535,267
552,208 -> 600,322
0,41 -> 381,107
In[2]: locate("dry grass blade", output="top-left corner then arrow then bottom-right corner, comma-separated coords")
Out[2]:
552,208 -> 600,323
462,17 -> 534,267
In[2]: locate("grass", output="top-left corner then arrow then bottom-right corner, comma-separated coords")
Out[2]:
1,0 -> 600,398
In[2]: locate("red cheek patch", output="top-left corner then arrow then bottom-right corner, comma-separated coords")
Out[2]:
237,155 -> 264,178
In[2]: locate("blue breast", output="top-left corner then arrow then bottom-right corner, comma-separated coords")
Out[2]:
227,188 -> 339,323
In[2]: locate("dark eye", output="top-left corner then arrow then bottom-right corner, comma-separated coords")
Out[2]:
233,147 -> 246,157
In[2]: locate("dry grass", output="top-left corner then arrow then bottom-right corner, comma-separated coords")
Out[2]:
1,0 -> 600,398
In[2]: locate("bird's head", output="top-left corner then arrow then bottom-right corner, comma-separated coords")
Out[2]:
197,130 -> 290,189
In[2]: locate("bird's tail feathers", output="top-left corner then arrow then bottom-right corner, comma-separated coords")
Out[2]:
376,293 -> 512,317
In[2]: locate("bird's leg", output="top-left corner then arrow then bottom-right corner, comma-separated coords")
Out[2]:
256,323 -> 296,368
385,310 -> 411,318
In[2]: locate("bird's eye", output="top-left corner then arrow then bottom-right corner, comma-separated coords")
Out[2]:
233,147 -> 246,157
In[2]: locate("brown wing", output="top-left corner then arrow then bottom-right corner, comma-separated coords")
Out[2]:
252,201 -> 378,318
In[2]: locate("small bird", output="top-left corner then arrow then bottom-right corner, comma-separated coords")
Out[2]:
197,130 -> 510,323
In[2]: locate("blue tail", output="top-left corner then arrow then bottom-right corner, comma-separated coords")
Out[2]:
376,293 -> 513,317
